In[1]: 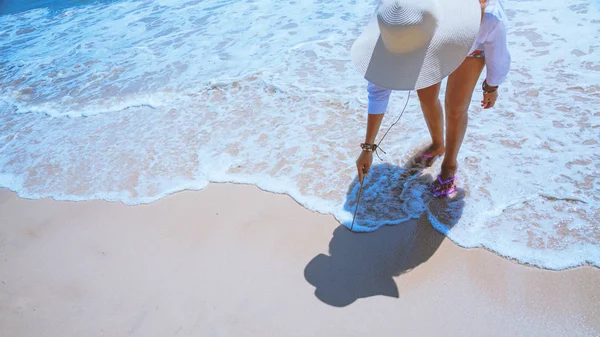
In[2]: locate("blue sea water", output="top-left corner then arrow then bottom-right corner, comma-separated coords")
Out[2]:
0,0 -> 119,16
0,0 -> 599,270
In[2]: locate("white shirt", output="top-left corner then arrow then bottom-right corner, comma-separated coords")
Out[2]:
471,0 -> 511,87
367,0 -> 511,114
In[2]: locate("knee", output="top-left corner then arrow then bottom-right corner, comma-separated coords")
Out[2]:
420,99 -> 440,112
418,94 -> 441,111
417,87 -> 441,111
444,99 -> 469,118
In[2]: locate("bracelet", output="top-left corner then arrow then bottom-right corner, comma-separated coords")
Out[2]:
482,80 -> 498,94
360,143 -> 378,152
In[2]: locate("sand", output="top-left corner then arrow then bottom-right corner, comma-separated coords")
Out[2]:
1,183 -> 599,337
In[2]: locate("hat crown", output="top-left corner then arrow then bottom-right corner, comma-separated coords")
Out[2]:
377,0 -> 439,54
350,0 -> 481,90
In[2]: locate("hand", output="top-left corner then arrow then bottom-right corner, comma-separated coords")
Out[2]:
481,90 -> 498,109
356,150 -> 373,185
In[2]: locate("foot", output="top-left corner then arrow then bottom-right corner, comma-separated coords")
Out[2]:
413,144 -> 445,168
432,166 -> 458,197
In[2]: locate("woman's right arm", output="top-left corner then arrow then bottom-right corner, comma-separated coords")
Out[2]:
364,82 -> 390,142
356,82 -> 391,184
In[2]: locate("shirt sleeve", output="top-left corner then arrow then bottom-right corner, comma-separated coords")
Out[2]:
483,17 -> 511,86
367,82 -> 392,114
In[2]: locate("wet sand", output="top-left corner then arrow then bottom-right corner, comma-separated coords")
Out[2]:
1,184 -> 599,336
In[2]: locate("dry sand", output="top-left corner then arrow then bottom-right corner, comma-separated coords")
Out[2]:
1,184 -> 599,337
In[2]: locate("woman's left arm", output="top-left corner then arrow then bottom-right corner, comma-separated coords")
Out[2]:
482,18 -> 511,109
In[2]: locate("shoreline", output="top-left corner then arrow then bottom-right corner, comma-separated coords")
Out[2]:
1,183 -> 599,336
2,183 -> 597,272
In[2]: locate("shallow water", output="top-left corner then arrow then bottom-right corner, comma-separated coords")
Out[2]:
1,0 -> 599,270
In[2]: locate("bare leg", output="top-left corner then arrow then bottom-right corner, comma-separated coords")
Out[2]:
415,82 -> 444,166
436,57 -> 485,191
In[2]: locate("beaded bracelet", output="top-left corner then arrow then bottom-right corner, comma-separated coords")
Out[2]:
360,143 -> 378,152
482,79 -> 498,94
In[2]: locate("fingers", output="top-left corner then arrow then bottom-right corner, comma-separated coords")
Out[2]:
481,94 -> 497,109
485,97 -> 496,109
357,164 -> 369,185
357,165 -> 364,185
484,98 -> 491,109
481,94 -> 489,107
356,162 -> 370,185
356,152 -> 373,185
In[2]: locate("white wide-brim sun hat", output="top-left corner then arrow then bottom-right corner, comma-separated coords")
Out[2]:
351,0 -> 481,91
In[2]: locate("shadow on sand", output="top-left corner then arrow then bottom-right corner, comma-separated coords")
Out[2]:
304,157 -> 466,307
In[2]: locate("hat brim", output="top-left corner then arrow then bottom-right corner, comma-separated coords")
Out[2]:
351,0 -> 481,91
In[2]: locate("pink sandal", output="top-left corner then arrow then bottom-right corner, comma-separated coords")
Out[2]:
432,174 -> 458,197
416,153 -> 440,168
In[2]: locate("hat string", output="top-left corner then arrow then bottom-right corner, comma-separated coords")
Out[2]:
375,90 -> 412,161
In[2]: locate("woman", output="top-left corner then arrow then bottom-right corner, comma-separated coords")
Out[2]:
353,0 -> 510,196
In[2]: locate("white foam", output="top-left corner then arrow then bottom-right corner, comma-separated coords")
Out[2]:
0,0 -> 599,270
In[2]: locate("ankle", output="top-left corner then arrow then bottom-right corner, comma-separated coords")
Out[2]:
440,163 -> 457,178
429,143 -> 445,153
